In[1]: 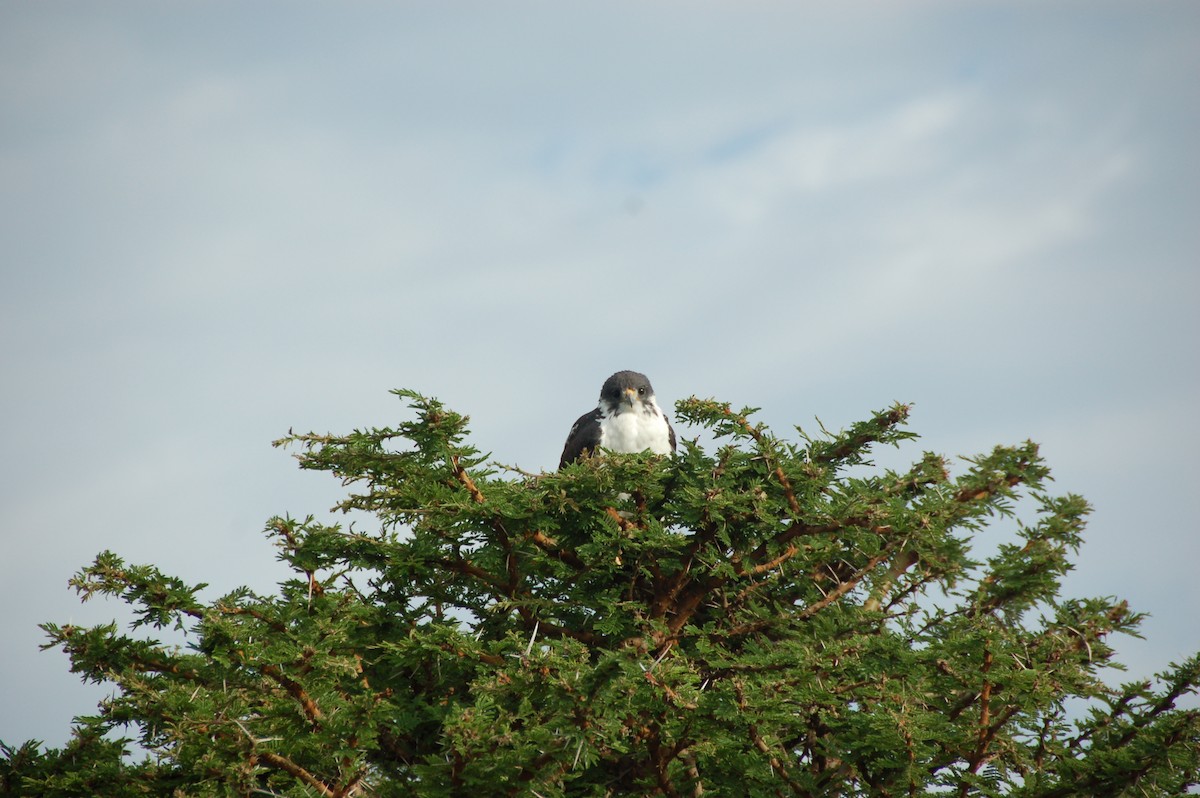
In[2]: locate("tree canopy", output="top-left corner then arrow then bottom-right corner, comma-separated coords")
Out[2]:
3,390 -> 1197,797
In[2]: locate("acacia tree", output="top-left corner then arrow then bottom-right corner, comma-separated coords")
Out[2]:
2,390 -> 1197,797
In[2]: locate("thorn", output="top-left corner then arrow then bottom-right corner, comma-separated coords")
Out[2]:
525,620 -> 540,657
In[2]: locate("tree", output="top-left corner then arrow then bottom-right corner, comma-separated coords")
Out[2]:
3,389 -> 1197,797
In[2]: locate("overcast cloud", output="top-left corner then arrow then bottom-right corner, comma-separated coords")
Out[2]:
2,2 -> 1198,749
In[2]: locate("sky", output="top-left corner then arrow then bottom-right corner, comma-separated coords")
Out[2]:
1,2 -> 1197,750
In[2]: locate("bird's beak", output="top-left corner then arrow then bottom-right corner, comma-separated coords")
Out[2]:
622,387 -> 638,406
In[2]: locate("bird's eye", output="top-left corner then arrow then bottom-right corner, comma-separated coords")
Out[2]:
638,387 -> 646,395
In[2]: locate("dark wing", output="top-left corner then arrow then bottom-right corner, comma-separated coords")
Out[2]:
559,408 -> 603,469
666,415 -> 677,453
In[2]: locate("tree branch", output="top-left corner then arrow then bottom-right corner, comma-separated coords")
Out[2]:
253,750 -> 337,797
734,680 -> 810,795
797,550 -> 892,621
259,663 -> 324,726
528,530 -> 586,570
721,406 -> 801,515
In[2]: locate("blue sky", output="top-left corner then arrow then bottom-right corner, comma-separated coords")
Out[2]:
2,2 -> 1198,748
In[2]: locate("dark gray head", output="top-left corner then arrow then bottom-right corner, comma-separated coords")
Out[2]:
598,370 -> 658,415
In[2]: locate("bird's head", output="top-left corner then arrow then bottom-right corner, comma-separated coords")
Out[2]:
599,370 -> 658,415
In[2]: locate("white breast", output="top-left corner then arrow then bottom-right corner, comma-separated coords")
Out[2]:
598,406 -> 673,455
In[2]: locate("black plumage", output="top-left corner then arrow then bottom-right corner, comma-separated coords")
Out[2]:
559,371 -> 675,469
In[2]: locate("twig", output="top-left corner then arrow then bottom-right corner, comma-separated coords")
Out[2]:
722,406 -> 801,515
253,750 -> 337,798
527,530 -> 586,570
644,669 -> 698,710
259,663 -> 324,725
451,455 -> 487,504
605,506 -> 637,532
680,748 -> 704,797
797,551 -> 891,621
733,681 -> 807,793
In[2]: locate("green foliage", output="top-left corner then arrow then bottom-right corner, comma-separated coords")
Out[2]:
4,389 -> 1198,796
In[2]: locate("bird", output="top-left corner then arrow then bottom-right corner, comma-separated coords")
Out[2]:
559,370 -> 676,469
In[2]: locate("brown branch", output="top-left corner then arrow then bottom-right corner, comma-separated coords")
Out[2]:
680,748 -> 704,797
259,663 -> 324,725
253,750 -> 337,797
215,602 -> 289,635
124,653 -> 201,682
1067,689 -> 1141,751
745,452 -> 936,575
605,505 -> 637,532
455,454 -> 583,582
378,729 -> 415,765
527,530 -> 586,570
748,542 -> 801,576
953,472 -> 1024,505
473,650 -> 506,667
733,680 -> 809,795
451,455 -> 523,591
718,618 -> 777,642
334,768 -> 370,798
878,561 -> 940,614
722,406 -> 801,515
946,689 -> 982,723
739,449 -> 947,581
435,551 -> 597,647
978,646 -> 994,740
665,577 -> 721,637
813,404 -> 911,465
650,556 -> 697,623
452,454 -> 589,577
747,517 -> 863,568
775,467 -> 802,516
435,557 -> 595,644
269,519 -> 326,600
797,550 -> 891,621
512,604 -> 599,646
644,669 -> 698,710
862,549 -> 919,612
452,455 -> 487,504
896,714 -> 919,797
652,502 -> 722,621
955,646 -> 1021,797
433,557 -> 511,595
652,447 -> 751,617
